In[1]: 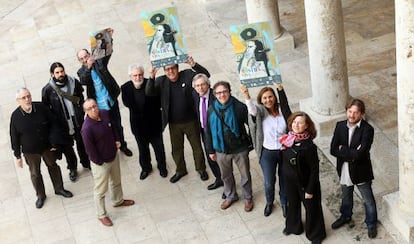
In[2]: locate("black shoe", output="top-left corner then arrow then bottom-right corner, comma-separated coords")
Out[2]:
160,169 -> 168,178
35,197 -> 46,209
368,226 -> 377,239
55,189 -> 73,198
199,171 -> 209,181
281,204 -> 287,218
120,147 -> 133,157
282,228 -> 290,236
140,170 -> 151,180
69,170 -> 77,182
311,240 -> 322,244
169,172 -> 188,183
264,204 -> 273,217
222,193 -> 226,199
207,180 -> 223,190
331,217 -> 352,229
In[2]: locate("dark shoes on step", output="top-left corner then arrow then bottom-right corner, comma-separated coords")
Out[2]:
55,189 -> 73,198
368,226 -> 377,239
331,217 -> 352,229
170,172 -> 188,183
264,204 -> 273,217
36,197 -> 46,209
69,170 -> 77,182
120,147 -> 133,157
160,169 -> 168,178
207,180 -> 223,190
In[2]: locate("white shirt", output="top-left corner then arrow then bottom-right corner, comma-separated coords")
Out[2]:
199,90 -> 210,129
340,120 -> 362,186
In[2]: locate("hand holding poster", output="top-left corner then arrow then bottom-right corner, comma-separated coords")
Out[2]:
89,28 -> 113,60
140,7 -> 188,68
230,22 -> 282,88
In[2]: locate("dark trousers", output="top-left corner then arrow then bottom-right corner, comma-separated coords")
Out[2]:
134,132 -> 167,172
24,150 -> 64,199
168,120 -> 206,174
73,127 -> 90,168
108,101 -> 128,149
201,129 -> 222,182
285,179 -> 326,242
60,144 -> 78,171
260,148 -> 286,205
340,182 -> 377,228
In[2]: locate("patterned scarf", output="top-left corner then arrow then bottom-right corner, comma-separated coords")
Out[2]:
280,131 -> 310,149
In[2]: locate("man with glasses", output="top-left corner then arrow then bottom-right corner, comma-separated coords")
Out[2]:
146,56 -> 209,183
81,98 -> 134,227
205,81 -> 254,212
10,88 -> 73,209
77,28 -> 132,157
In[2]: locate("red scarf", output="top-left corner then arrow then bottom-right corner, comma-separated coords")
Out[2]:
280,131 -> 310,149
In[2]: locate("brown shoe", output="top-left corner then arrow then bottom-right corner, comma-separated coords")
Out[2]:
244,200 -> 254,212
98,216 -> 113,226
221,200 -> 233,210
114,199 -> 135,207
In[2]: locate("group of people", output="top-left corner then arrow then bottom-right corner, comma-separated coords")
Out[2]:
9,28 -> 378,243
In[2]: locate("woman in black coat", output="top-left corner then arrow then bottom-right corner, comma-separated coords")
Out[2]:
280,111 -> 326,244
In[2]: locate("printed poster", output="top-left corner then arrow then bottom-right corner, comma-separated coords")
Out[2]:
140,7 -> 188,68
89,28 -> 113,60
230,22 -> 282,88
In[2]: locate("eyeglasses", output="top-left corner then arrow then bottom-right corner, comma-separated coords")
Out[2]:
18,94 -> 31,100
85,104 -> 98,111
214,90 -> 229,96
194,83 -> 208,88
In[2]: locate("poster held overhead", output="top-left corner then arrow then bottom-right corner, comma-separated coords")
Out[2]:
89,28 -> 113,60
140,7 -> 188,68
230,22 -> 282,88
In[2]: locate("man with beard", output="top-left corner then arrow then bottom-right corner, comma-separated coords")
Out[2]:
121,64 -> 167,180
42,62 -> 90,182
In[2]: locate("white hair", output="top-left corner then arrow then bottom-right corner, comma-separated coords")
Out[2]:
16,87 -> 30,99
127,63 -> 144,75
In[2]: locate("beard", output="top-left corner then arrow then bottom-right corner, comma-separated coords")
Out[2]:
53,75 -> 68,87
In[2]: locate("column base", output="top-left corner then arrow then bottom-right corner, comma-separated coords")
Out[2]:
274,27 -> 295,53
299,97 -> 346,137
383,192 -> 414,243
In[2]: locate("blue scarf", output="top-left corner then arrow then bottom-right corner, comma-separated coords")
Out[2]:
209,97 -> 240,152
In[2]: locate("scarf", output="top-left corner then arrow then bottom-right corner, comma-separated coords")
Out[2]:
280,131 -> 310,149
209,97 -> 239,152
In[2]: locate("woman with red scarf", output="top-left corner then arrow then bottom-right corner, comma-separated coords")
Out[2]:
280,111 -> 326,244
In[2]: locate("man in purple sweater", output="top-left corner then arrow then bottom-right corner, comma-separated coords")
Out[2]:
81,98 -> 134,227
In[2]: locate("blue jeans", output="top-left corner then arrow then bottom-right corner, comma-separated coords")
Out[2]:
260,148 -> 286,205
340,182 -> 377,228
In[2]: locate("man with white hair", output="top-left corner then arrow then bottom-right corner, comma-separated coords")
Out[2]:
10,88 -> 73,209
121,64 -> 167,180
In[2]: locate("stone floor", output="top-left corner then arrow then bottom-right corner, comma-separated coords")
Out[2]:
0,0 -> 401,243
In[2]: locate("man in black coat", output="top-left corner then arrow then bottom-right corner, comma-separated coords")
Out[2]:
77,28 -> 132,157
192,73 -> 223,190
146,56 -> 208,183
10,88 -> 73,209
42,62 -> 90,182
330,98 -> 378,239
121,64 -> 167,180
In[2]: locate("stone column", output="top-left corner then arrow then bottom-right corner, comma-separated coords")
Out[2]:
245,0 -> 294,51
304,0 -> 349,116
382,1 -> 414,243
245,0 -> 283,38
396,0 -> 414,215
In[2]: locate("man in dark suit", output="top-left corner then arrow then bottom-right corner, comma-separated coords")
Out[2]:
192,74 -> 223,190
121,64 -> 167,180
330,98 -> 378,239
